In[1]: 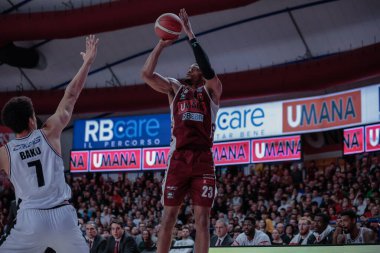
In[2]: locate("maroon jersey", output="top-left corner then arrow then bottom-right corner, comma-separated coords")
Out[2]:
170,84 -> 219,150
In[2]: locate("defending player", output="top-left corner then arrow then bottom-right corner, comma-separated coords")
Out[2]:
0,35 -> 99,253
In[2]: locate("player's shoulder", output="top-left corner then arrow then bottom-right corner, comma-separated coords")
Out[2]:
167,77 -> 182,86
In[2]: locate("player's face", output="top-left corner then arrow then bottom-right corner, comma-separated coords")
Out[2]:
111,223 -> 124,239
215,222 -> 227,237
86,224 -> 97,238
186,64 -> 203,82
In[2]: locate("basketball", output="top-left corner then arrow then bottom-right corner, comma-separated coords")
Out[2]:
154,13 -> 182,40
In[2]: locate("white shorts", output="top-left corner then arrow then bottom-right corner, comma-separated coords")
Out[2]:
0,204 -> 89,253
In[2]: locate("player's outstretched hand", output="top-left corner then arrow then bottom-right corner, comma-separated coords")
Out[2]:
80,34 -> 99,65
179,8 -> 195,39
158,39 -> 175,48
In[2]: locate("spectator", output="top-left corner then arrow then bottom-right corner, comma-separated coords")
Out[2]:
103,218 -> 138,253
289,217 -> 313,245
138,229 -> 156,253
85,221 -> 106,253
210,219 -> 234,247
271,229 -> 285,245
333,210 -> 376,244
275,223 -> 285,238
169,226 -> 194,253
232,217 -> 271,246
308,213 -> 334,244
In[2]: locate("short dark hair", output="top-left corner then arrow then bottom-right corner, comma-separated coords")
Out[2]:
340,209 -> 357,220
1,96 -> 34,133
110,218 -> 124,227
244,217 -> 256,225
315,213 -> 330,224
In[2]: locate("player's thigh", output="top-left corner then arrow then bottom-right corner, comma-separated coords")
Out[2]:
190,153 -> 216,207
162,150 -> 192,206
50,205 -> 88,253
0,209 -> 46,252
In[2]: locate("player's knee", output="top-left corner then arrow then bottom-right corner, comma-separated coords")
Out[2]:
161,208 -> 178,226
195,213 -> 209,228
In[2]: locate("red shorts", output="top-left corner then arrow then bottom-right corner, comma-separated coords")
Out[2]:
162,149 -> 216,207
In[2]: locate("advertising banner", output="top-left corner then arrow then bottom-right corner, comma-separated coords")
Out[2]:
89,149 -> 141,172
73,114 -> 171,149
70,151 -> 89,173
212,140 -> 250,166
251,135 -> 301,163
142,147 -> 171,170
343,127 -> 365,155
283,90 -> 362,133
214,102 -> 282,142
365,123 -> 380,152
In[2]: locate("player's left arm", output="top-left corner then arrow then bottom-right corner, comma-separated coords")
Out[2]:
179,9 -> 222,105
42,35 -> 98,154
0,146 -> 10,175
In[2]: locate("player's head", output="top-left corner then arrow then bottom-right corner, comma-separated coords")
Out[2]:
185,63 -> 203,85
314,213 -> 330,233
340,209 -> 357,233
1,96 -> 37,134
86,221 -> 98,239
243,217 -> 256,237
110,218 -> 124,240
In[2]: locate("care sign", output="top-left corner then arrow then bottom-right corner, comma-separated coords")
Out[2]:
73,114 -> 171,149
214,102 -> 282,142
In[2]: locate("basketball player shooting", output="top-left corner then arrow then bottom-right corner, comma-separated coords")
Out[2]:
0,35 -> 99,253
141,9 -> 222,253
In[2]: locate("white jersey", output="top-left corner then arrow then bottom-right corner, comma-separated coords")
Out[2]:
234,230 -> 271,246
5,130 -> 71,209
345,227 -> 371,244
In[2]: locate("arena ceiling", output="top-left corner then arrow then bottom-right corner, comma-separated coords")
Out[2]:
1,0 -> 380,115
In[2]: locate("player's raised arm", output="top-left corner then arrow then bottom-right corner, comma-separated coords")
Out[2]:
141,39 -> 180,96
179,8 -> 222,104
43,35 -> 99,153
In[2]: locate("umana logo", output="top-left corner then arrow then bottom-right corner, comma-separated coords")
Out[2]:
283,91 -> 362,132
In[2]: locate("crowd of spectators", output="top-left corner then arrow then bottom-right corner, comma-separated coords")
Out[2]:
1,153 -> 379,252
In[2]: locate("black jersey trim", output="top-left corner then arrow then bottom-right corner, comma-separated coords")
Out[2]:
39,130 -> 62,158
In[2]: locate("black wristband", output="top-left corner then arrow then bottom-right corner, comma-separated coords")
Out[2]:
188,38 -> 215,80
189,38 -> 198,46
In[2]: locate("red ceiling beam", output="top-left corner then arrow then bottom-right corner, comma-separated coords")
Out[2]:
0,0 -> 257,45
1,42 -> 379,115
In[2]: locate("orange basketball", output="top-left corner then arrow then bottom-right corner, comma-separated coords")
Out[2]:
154,13 -> 182,40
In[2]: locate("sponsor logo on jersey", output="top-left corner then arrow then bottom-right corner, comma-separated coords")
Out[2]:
13,136 -> 41,151
182,112 -> 204,122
